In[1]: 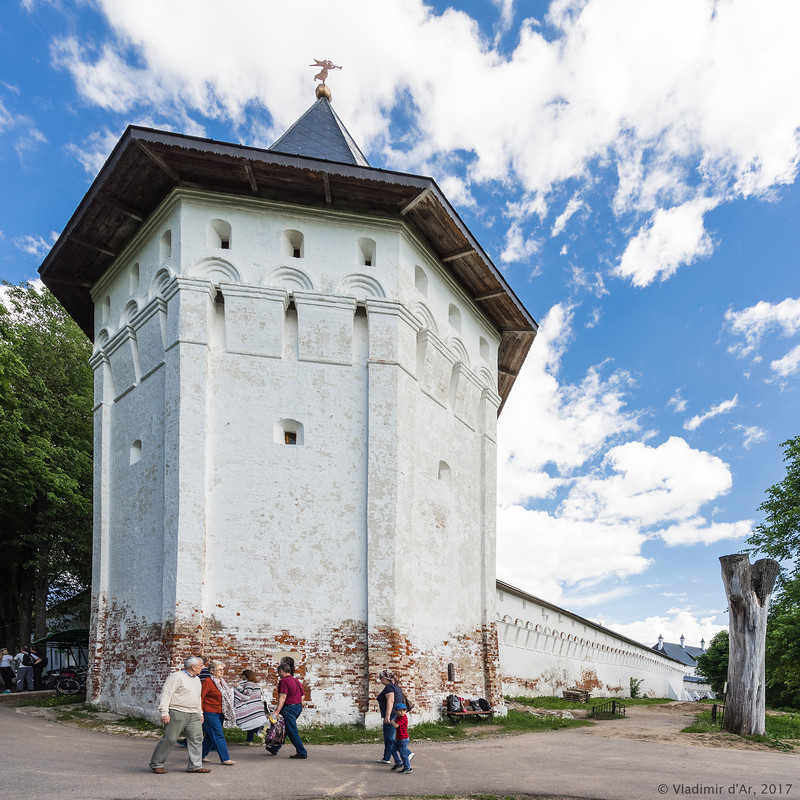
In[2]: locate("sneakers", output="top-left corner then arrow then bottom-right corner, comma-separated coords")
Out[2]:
399,767 -> 413,774
409,752 -> 415,761
391,763 -> 402,770
289,753 -> 308,759
376,758 -> 392,764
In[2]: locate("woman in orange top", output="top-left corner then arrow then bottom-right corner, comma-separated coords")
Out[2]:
201,661 -> 236,765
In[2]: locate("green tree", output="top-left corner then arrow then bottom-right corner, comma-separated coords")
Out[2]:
764,575 -> 800,709
747,436 -> 800,582
695,630 -> 729,696
0,282 -> 93,648
746,436 -> 800,710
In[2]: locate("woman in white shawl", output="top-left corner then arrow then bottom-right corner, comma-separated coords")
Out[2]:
200,660 -> 236,765
235,669 -> 268,744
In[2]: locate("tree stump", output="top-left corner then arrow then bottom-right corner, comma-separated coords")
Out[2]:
719,554 -> 780,736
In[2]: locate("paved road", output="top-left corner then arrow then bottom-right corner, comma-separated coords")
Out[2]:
2,706 -> 797,800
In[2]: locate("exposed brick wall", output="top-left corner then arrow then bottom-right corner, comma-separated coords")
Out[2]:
90,600 -> 503,723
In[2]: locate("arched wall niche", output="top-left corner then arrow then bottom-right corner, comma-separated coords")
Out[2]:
266,265 -> 314,292
188,257 -> 241,284
411,301 -> 437,337
149,267 -> 174,300
335,273 -> 386,300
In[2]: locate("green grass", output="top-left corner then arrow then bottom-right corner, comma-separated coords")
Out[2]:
682,708 -> 800,750
16,692 -> 87,708
508,694 -> 672,710
246,707 -> 591,746
114,716 -> 161,732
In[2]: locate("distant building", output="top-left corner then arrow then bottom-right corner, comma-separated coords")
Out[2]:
652,634 -> 716,699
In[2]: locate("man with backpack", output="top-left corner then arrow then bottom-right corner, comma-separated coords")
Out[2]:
14,646 -> 37,692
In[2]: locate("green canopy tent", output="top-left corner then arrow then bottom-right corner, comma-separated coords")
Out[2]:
32,629 -> 89,671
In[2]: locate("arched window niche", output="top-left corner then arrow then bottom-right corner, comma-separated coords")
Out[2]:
207,219 -> 232,249
448,303 -> 461,332
130,440 -> 142,465
129,263 -> 140,294
159,230 -> 172,262
414,265 -> 428,296
274,418 -> 304,446
282,229 -> 304,259
438,460 -> 451,484
357,237 -> 376,267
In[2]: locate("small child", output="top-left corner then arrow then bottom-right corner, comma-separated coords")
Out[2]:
389,702 -> 413,774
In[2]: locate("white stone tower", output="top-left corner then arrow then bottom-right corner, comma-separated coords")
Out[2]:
40,89 -> 537,722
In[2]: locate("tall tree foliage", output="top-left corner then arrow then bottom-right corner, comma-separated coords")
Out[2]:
747,436 -> 800,710
695,629 -> 729,696
0,282 -> 93,648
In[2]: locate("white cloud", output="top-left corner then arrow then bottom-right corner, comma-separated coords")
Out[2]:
14,127 -> 47,162
683,394 -> 738,431
668,390 -> 687,414
14,232 -> 59,258
497,303 -> 639,508
613,196 -> 718,286
561,437 -> 737,527
726,297 -> 800,357
66,127 -> 124,174
735,424 -> 767,449
655,517 -> 752,547
496,305 -> 750,600
551,194 -> 584,237
497,505 -> 651,605
770,343 -> 800,378
609,607 -> 726,649
50,0 -> 800,284
0,98 -> 14,132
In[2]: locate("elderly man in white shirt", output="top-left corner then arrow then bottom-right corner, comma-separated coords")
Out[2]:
149,656 -> 210,774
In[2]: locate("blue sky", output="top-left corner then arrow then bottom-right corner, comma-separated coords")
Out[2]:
2,0 -> 799,647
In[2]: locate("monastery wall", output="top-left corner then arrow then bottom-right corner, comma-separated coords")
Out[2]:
87,189 -> 505,724
496,583 -> 685,700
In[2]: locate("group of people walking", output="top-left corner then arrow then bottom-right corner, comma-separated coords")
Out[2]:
149,655 -> 308,774
149,657 -> 415,775
0,646 -> 47,693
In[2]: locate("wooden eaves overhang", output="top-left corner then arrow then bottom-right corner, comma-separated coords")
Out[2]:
39,125 -> 537,413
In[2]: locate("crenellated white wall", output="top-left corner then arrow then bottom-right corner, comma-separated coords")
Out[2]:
496,583 -> 686,700
87,188 -> 506,724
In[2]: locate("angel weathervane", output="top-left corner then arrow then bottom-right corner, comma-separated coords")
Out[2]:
310,59 -> 341,100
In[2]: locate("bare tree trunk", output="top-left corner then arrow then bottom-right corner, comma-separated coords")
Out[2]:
719,554 -> 780,736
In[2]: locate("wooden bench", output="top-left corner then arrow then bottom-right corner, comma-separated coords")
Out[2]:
562,688 -> 590,703
442,699 -> 494,723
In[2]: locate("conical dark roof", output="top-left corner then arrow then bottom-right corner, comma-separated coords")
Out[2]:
270,97 -> 370,167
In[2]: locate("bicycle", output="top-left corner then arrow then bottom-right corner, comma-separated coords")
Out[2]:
56,666 -> 87,696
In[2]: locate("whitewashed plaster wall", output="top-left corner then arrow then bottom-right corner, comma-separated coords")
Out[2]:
496,585 -> 685,700
87,189 -> 506,723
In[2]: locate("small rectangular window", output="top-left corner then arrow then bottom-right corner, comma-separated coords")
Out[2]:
220,240 -> 230,249
293,248 -> 301,259
285,431 -> 297,445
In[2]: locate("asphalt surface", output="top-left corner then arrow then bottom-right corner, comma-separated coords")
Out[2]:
2,705 -> 798,800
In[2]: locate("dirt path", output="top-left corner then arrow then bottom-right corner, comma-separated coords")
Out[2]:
569,701 -> 800,752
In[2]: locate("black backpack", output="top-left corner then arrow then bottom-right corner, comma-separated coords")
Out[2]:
22,653 -> 33,666
447,694 -> 463,712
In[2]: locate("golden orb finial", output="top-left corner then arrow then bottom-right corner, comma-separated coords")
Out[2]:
310,59 -> 341,102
